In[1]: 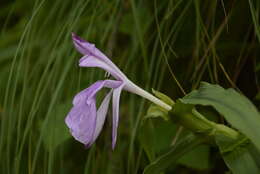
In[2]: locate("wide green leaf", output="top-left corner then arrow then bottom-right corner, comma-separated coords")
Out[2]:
178,145 -> 211,170
216,134 -> 260,174
139,119 -> 156,162
139,117 -> 177,161
143,134 -> 203,174
180,82 -> 260,151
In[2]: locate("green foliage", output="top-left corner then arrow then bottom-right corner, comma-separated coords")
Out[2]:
139,118 -> 177,162
181,82 -> 260,151
144,89 -> 175,121
139,119 -> 156,162
145,104 -> 169,121
178,144 -> 211,170
152,89 -> 175,106
216,134 -> 260,174
143,134 -> 204,174
179,82 -> 260,173
41,102 -> 71,151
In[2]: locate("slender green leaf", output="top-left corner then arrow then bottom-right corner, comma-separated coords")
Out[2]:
41,102 -> 71,151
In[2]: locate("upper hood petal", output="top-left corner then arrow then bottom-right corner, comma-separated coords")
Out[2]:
72,33 -> 128,80
72,33 -> 108,61
79,55 -> 123,80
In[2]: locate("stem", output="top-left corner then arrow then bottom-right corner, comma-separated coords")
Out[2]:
125,81 -> 172,111
171,108 -> 240,140
125,80 -> 240,141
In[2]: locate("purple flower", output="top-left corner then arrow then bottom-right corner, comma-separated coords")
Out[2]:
65,33 -> 171,149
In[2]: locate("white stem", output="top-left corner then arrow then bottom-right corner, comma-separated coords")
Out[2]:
125,81 -> 172,111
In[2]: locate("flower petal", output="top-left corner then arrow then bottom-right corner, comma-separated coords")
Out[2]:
65,98 -> 97,146
91,90 -> 113,143
72,33 -> 108,61
73,80 -> 122,106
66,80 -> 123,147
112,84 -> 125,149
79,56 -> 122,80
72,33 -> 127,80
72,81 -> 103,106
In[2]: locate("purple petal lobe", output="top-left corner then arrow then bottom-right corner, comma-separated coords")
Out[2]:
92,90 -> 113,142
66,80 -> 122,146
65,98 -> 96,146
72,81 -> 103,106
73,80 -> 122,106
112,84 -> 125,149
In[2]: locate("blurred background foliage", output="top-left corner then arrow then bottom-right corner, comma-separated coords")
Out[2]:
0,0 -> 259,173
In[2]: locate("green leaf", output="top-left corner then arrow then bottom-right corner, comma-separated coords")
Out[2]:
139,118 -> 177,161
152,89 -> 175,106
143,134 -> 203,174
41,102 -> 71,151
216,134 -> 260,174
139,119 -> 156,162
153,120 -> 177,153
178,145 -> 211,170
255,91 -> 260,101
145,104 -> 169,121
181,82 -> 260,151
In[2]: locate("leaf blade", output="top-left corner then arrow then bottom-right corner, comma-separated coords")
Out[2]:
181,82 -> 260,150
216,134 -> 260,174
143,134 -> 203,174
